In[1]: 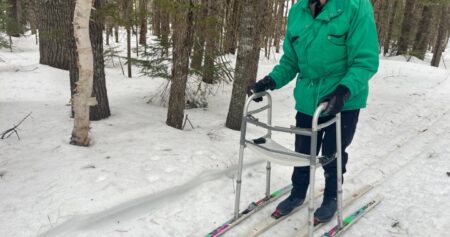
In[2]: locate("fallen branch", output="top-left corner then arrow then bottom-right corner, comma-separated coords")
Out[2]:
182,114 -> 194,130
1,112 -> 32,140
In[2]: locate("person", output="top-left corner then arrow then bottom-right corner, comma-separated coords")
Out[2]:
248,0 -> 379,223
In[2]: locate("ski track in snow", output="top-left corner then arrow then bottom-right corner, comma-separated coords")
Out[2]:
37,160 -> 263,237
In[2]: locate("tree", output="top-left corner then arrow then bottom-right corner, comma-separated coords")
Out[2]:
383,0 -> 400,55
69,0 -> 111,121
190,0 -> 208,70
274,0 -> 286,53
0,1 -> 11,48
139,0 -> 148,45
71,0 -> 95,146
152,0 -> 161,37
124,0 -> 132,78
159,0 -> 171,55
223,0 -> 241,54
202,0 -> 221,84
27,0 -> 38,36
411,3 -> 435,60
397,0 -> 417,55
431,4 -> 449,67
36,0 -> 72,70
6,0 -> 24,37
166,0 -> 194,129
226,0 -> 267,130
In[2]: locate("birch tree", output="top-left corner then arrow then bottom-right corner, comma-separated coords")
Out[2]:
69,0 -> 111,121
71,0 -> 96,146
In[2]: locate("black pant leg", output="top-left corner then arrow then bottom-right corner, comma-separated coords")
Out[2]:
291,112 -> 324,197
321,110 -> 360,173
321,110 -> 360,198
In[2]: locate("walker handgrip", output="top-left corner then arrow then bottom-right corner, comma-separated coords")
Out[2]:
317,102 -> 328,113
312,102 -> 329,131
249,91 -> 268,101
243,91 -> 272,118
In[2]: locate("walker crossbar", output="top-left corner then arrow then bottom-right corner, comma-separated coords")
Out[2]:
234,91 -> 344,237
246,117 -> 313,136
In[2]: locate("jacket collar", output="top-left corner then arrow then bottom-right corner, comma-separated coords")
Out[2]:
300,0 -> 345,21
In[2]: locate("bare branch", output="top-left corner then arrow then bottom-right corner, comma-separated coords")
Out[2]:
1,112 -> 32,140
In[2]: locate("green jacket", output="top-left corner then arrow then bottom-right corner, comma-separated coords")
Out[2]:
269,0 -> 379,115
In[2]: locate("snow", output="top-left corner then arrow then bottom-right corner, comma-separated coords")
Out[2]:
1,34 -> 450,237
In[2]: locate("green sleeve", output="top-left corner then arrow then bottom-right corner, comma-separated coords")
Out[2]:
340,0 -> 379,96
268,11 -> 300,89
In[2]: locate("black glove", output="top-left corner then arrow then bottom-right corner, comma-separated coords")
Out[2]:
247,76 -> 276,102
320,85 -> 351,115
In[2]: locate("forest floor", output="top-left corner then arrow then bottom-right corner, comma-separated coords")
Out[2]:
1,34 -> 450,237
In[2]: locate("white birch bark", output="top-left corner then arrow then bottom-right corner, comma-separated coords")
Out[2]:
70,0 -> 96,146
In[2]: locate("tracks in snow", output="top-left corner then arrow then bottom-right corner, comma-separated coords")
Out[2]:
39,159 -> 264,236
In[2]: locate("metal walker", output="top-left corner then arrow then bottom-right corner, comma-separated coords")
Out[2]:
234,91 -> 344,237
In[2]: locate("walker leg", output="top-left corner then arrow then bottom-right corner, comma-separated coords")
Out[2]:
234,145 -> 245,220
308,130 -> 318,237
335,113 -> 344,229
265,161 -> 271,198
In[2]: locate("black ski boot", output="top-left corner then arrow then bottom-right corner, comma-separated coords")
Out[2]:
272,168 -> 309,219
314,196 -> 337,223
271,194 -> 305,219
314,169 -> 340,223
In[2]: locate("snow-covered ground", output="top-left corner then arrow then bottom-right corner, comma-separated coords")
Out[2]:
1,34 -> 450,237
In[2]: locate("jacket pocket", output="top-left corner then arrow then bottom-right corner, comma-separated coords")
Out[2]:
327,34 -> 346,46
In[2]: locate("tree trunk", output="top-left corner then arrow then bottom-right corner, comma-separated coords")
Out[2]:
263,0 -> 275,59
152,0 -> 161,37
372,0 -> 381,28
397,0 -> 416,55
36,0 -> 72,70
71,0 -> 95,146
89,0 -> 111,120
274,0 -> 285,53
190,0 -> 208,70
377,0 -> 391,51
411,4 -> 434,60
226,0 -> 266,130
431,5 -> 449,67
202,0 -> 220,84
223,0 -> 241,54
124,0 -> 132,77
139,0 -> 148,45
69,0 -> 110,121
160,2 -> 170,55
28,0 -> 38,35
166,0 -> 194,129
383,0 -> 399,56
114,24 -> 119,43
6,0 -> 23,37
134,0 -> 139,56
